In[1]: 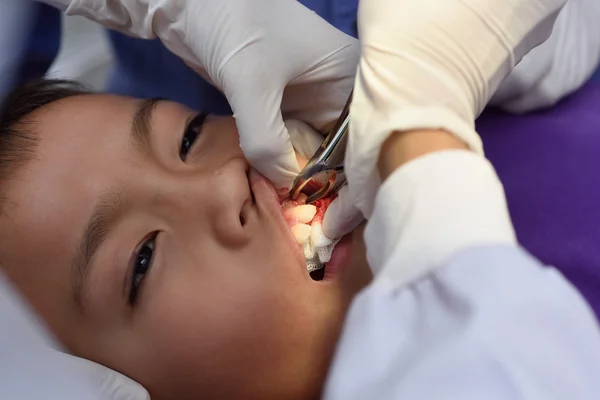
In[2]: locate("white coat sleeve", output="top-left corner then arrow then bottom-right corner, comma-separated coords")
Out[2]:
324,151 -> 600,399
491,0 -> 600,113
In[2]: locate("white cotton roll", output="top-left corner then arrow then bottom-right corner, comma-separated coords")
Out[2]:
305,222 -> 340,273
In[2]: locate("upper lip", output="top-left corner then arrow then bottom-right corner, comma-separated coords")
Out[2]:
248,169 -> 307,271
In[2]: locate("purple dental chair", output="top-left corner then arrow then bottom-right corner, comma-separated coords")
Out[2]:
479,74 -> 600,318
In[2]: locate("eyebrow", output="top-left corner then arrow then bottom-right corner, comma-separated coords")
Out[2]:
71,187 -> 125,313
71,99 -> 162,312
130,98 -> 163,153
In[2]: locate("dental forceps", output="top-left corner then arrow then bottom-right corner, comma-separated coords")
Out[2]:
289,91 -> 352,204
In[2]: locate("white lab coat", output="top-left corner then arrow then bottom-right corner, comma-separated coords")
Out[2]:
1,1 -> 599,399
324,151 -> 600,399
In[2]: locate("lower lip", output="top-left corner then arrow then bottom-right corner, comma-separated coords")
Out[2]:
323,233 -> 353,280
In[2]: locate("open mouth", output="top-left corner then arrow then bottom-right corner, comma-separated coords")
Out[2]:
247,168 -> 349,282
310,267 -> 326,281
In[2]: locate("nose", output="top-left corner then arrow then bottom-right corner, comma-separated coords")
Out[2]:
161,157 -> 252,246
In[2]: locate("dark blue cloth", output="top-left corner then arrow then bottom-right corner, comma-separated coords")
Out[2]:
16,3 -> 61,85
105,0 -> 359,113
590,67 -> 600,82
106,32 -> 231,114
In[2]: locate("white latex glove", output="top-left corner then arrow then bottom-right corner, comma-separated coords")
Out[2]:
286,120 -> 324,163
40,0 -> 359,190
340,0 -> 566,223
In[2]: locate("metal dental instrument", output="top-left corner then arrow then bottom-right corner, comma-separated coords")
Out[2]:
289,91 -> 352,204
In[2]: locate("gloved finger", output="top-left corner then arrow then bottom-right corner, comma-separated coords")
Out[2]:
223,75 -> 300,190
285,119 -> 323,162
322,185 -> 365,240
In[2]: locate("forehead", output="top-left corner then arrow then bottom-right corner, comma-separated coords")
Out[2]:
3,94 -> 136,238
2,93 -> 190,232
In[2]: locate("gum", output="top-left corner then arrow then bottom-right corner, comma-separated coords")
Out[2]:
311,197 -> 334,223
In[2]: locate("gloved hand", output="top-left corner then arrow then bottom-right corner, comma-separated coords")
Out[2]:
42,0 -> 358,190
329,0 -> 566,229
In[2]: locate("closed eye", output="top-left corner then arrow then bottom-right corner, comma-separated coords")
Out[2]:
180,112 -> 208,161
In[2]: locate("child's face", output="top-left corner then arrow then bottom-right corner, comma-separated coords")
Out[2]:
0,94 -> 371,399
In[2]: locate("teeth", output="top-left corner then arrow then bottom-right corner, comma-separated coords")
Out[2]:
284,205 -> 317,224
290,223 -> 311,245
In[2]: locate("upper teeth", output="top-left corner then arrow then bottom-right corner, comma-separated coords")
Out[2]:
282,202 -> 337,273
284,204 -> 317,224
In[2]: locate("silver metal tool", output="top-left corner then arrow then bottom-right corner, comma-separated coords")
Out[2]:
289,91 -> 352,203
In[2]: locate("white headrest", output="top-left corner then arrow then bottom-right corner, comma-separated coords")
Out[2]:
56,351 -> 150,400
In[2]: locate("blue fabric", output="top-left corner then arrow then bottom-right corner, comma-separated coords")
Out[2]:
591,67 -> 600,82
105,32 -> 231,114
105,0 -> 359,113
16,3 -> 61,85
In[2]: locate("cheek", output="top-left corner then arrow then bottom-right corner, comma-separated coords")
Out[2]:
145,247 -> 303,345
134,254 -> 310,391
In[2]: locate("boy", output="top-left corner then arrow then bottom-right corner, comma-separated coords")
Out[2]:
0,79 -> 371,400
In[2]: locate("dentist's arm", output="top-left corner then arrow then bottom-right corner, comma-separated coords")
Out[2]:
325,131 -> 600,399
321,0 -> 571,239
39,0 -> 358,190
324,0 -> 600,398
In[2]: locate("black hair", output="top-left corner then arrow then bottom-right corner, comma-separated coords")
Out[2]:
0,78 -> 89,180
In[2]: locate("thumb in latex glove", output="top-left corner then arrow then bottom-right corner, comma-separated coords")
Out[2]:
286,119 -> 324,166
53,0 -> 358,191
213,0 -> 358,190
174,0 -> 358,190
346,0 -> 566,219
